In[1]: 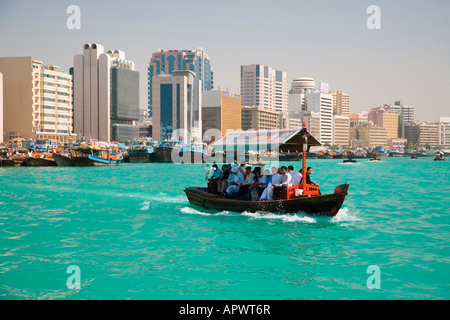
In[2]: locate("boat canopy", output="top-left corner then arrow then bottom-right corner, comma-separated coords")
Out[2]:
211,128 -> 321,152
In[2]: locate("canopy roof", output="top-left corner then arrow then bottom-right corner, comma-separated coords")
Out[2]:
211,128 -> 321,152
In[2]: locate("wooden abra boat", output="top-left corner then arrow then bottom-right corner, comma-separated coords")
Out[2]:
185,184 -> 349,216
184,123 -> 350,216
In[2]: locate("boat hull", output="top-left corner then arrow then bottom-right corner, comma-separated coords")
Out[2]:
318,154 -> 334,159
154,147 -> 180,163
178,151 -> 205,163
53,153 -> 74,166
129,152 -> 152,163
0,158 -> 15,166
21,157 -> 56,166
184,184 -> 349,216
367,152 -> 389,159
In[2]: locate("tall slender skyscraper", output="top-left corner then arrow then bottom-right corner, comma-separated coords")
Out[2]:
148,48 -> 213,117
73,43 -> 139,142
306,91 -> 334,145
288,77 -> 317,113
240,64 -> 288,113
330,91 -> 350,116
152,70 -> 202,142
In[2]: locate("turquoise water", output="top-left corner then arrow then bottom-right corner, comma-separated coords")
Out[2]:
0,158 -> 449,300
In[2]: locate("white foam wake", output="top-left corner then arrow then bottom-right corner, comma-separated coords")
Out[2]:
180,206 -> 361,224
331,207 -> 362,222
241,211 -> 317,223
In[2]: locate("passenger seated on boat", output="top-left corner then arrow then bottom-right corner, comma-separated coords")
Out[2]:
225,167 -> 244,198
287,166 -> 301,186
299,167 -> 321,195
217,165 -> 230,195
259,167 -> 280,200
207,164 -> 222,194
238,163 -> 246,179
259,169 -> 272,190
273,166 -> 293,200
239,166 -> 254,200
249,170 -> 262,201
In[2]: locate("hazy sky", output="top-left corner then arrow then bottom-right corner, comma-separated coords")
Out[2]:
1,0 -> 449,122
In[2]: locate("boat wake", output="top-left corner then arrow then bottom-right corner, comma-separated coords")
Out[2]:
180,206 -> 361,224
140,201 -> 151,210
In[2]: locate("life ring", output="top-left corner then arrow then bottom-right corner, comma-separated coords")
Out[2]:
7,152 -> 11,157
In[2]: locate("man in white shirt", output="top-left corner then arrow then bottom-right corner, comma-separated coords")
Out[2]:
288,165 -> 301,186
226,167 -> 244,197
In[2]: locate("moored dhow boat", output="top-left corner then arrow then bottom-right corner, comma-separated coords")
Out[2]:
185,124 -> 350,216
53,151 -> 74,166
128,138 -> 158,163
21,152 -> 56,166
11,147 -> 28,166
55,141 -> 122,166
153,140 -> 183,163
178,142 -> 209,163
0,146 -> 15,166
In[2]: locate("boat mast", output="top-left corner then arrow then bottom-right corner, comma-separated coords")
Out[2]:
302,122 -> 308,194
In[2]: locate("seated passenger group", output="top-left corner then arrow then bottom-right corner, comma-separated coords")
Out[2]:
207,164 -> 318,200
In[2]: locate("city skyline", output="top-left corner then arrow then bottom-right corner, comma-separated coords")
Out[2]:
1,0 -> 449,122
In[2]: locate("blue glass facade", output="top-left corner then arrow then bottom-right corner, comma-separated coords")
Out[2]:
160,84 -> 173,140
111,67 -> 140,142
147,49 -> 213,117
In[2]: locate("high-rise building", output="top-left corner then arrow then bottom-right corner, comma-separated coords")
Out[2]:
393,101 -> 414,123
241,106 -> 280,131
0,72 -> 3,143
306,91 -> 333,145
148,48 -> 213,117
152,70 -> 202,142
202,90 -> 241,141
333,114 -> 350,146
349,123 -> 388,148
73,44 -> 139,143
240,64 -> 288,113
330,91 -> 350,116
405,122 -> 439,147
0,57 -> 74,142
299,111 -> 321,141
349,111 -> 368,127
368,107 -> 400,139
288,77 -> 317,113
438,117 -> 450,149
